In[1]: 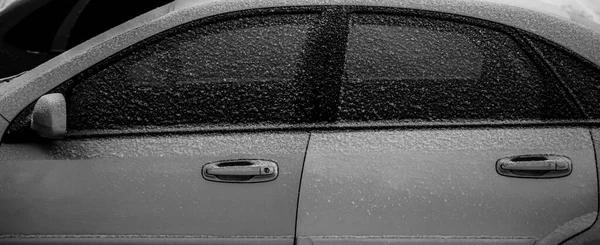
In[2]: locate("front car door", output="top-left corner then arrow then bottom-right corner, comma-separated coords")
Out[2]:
296,7 -> 598,245
0,8 -> 321,244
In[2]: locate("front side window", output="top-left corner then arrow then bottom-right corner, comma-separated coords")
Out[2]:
339,13 -> 582,122
66,13 -> 318,130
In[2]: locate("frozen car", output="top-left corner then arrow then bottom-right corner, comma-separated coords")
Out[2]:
0,0 -> 599,244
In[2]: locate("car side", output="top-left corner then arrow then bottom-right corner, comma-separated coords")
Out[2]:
0,0 -> 599,244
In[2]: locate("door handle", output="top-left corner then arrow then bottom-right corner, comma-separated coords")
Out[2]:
496,154 -> 572,178
206,166 -> 272,176
202,159 -> 278,183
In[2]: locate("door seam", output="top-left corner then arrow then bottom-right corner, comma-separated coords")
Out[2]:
294,132 -> 311,245
557,129 -> 600,244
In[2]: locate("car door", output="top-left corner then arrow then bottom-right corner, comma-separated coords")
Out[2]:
296,8 -> 598,245
529,32 -> 600,245
0,9 -> 321,244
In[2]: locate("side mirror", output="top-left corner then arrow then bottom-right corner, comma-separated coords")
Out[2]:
30,93 -> 66,139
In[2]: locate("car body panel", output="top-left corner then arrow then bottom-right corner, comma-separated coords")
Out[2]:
0,0 -> 598,244
466,0 -> 571,19
563,129 -> 600,245
297,128 -> 597,243
296,236 -> 536,245
2,0 -> 600,122
0,237 -> 290,245
0,132 -> 308,239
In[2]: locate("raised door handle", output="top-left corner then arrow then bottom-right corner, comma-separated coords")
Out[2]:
496,154 -> 572,178
202,159 -> 278,183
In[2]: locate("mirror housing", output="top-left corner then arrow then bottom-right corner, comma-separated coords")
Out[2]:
30,93 -> 66,139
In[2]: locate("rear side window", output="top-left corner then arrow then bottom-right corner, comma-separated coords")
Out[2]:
338,13 -> 583,122
66,14 -> 318,130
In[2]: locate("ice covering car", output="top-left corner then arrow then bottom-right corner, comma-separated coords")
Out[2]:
0,0 -> 599,244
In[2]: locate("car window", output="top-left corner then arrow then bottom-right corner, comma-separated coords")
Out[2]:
4,0 -> 78,52
65,13 -> 318,130
338,13 -> 583,122
528,36 -> 600,120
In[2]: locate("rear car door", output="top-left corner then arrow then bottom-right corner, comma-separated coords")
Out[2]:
296,7 -> 598,245
0,9 -> 320,244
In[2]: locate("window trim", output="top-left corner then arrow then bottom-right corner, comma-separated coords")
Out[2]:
64,120 -> 600,139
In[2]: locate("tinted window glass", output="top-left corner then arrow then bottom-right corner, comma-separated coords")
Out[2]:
67,14 -> 317,130
339,14 -> 581,122
530,37 -> 600,119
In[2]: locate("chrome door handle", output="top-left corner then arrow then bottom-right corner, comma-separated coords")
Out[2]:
202,159 -> 278,183
496,154 -> 572,178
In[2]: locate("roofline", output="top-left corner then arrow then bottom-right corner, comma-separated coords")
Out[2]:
2,0 -> 600,121
468,0 -> 572,20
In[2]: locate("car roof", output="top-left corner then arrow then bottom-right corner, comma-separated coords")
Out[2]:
2,0 -> 600,121
476,0 -> 570,18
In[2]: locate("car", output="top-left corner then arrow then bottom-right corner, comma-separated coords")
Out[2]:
0,0 -> 600,244
0,0 -> 173,77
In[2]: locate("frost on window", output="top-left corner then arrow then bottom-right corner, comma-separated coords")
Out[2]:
346,25 -> 483,80
67,14 -> 316,130
532,37 -> 600,120
339,14 -> 582,122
